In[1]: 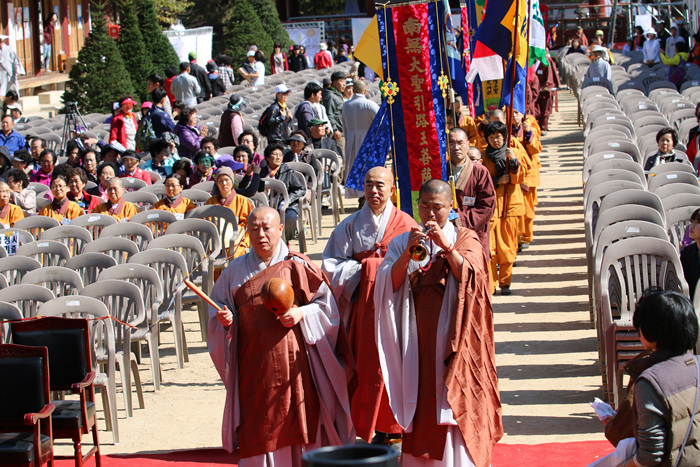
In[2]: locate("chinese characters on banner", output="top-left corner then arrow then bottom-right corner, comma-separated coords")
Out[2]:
378,1 -> 448,219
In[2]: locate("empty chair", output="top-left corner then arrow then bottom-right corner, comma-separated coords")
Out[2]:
99,221 -> 154,250
128,249 -> 189,369
312,148 -> 344,225
21,266 -> 83,297
598,190 -> 665,222
584,179 -> 648,228
123,191 -> 159,211
585,170 -> 647,199
97,264 -> 162,391
70,214 -> 117,239
148,233 -> 209,340
0,285 -> 54,318
191,181 -> 215,193
0,301 -> 22,343
660,193 -> 700,214
0,343 -> 55,466
82,281 -> 146,418
654,183 -> 700,199
13,216 -> 60,239
29,304 -> 117,446
16,240 -> 71,267
83,236 -> 139,264
263,178 -> 292,245
129,210 -> 177,237
186,205 -> 240,267
649,171 -> 700,193
0,256 -> 41,286
593,204 -> 666,246
287,162 -> 320,242
666,207 -> 700,252
120,177 -> 147,192
180,189 -> 211,207
648,161 -> 697,177
587,159 -> 646,187
587,140 -> 642,165
39,225 -> 93,257
64,252 -> 117,285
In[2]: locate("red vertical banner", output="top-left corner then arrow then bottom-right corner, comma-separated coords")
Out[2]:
393,5 -> 443,197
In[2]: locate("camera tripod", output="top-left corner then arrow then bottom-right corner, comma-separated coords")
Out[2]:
60,101 -> 88,154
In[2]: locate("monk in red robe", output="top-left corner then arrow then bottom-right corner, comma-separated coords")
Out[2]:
322,166 -> 416,443
375,180 -> 503,466
448,128 -> 496,255
209,206 -> 355,466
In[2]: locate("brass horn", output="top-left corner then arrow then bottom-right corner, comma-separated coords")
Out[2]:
408,229 -> 428,262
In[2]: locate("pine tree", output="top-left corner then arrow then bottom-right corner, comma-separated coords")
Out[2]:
248,0 -> 291,53
221,0 -> 273,72
138,0 -> 180,75
63,1 -> 135,114
118,0 -> 154,102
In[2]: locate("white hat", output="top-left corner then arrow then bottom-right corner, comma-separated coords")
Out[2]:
591,45 -> 606,53
645,28 -> 657,37
275,84 -> 291,93
319,42 -> 328,51
247,50 -> 255,57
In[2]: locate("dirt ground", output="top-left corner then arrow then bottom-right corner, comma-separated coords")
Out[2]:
53,90 -> 606,457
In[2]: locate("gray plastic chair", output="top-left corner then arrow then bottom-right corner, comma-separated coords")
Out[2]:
64,252 -> 118,285
99,222 -> 154,251
0,256 -> 41,286
37,296 -> 120,444
83,237 -> 140,264
648,161 -> 697,177
180,189 -> 211,207
593,204 -> 666,247
648,171 -> 700,193
666,207 -> 700,252
587,140 -> 642,165
128,249 -> 189,369
129,210 -> 178,238
654,183 -> 700,199
598,237 -> 687,406
123,191 -> 159,211
21,266 -> 84,297
13,215 -> 60,238
70,213 -> 118,239
39,225 -> 93,257
0,284 -> 55,318
82,280 -> 147,418
312,148 -> 344,225
121,177 -> 148,192
248,191 -> 269,208
583,152 -> 636,183
585,170 -> 647,202
16,240 -> 71,267
598,190 -> 665,221
584,180 -> 647,235
588,160 -> 646,187
186,205 -> 239,270
97,263 -> 163,390
148,233 -> 209,341
0,301 -> 21,343
139,184 -> 167,199
190,181 -> 215,193
288,162 -> 320,242
263,178 -> 292,246
660,193 -> 700,215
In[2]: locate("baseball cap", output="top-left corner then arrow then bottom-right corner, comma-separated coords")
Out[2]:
275,84 -> 291,93
247,50 -> 256,57
141,101 -> 153,110
595,30 -> 604,36
591,45 -> 606,53
309,118 -> 328,126
331,71 -> 346,82
188,51 -> 197,60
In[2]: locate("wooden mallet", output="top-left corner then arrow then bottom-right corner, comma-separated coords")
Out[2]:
184,279 -> 222,312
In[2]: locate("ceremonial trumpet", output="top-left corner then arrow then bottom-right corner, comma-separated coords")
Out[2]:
408,228 -> 428,262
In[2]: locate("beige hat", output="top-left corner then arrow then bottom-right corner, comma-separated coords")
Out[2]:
216,166 -> 234,181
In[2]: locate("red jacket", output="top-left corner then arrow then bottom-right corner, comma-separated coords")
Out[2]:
270,53 -> 289,74
109,112 -> 138,149
314,51 -> 333,69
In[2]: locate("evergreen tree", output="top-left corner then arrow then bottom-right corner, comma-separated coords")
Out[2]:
138,0 -> 180,75
221,0 -> 273,73
248,0 -> 291,53
63,1 -> 134,114
118,0 -> 154,102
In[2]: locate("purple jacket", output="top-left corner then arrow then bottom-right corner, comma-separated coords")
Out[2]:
174,123 -> 203,159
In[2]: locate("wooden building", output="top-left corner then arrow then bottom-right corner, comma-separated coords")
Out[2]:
3,0 -> 91,92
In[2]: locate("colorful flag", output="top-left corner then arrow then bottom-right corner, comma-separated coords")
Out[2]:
445,0 -> 470,105
346,0 -> 449,220
498,0 -> 527,113
529,0 -> 549,66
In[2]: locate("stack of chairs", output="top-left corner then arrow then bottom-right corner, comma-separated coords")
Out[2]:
579,68 -> 697,409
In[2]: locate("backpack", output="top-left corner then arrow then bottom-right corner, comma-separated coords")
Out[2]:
257,105 -> 273,138
669,56 -> 687,87
136,112 -> 156,152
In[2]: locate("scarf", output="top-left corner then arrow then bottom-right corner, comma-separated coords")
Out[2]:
165,195 -> 184,209
108,198 -> 126,216
51,197 -> 70,216
0,202 -> 9,220
218,191 -> 236,207
485,144 -> 507,179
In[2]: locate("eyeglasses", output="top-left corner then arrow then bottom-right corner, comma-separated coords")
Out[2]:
164,183 -> 181,189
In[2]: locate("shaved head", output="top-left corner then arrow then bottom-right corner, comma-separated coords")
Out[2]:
108,177 -> 124,188
467,147 -> 482,162
364,166 -> 396,215
419,179 -> 452,202
489,109 -> 506,123
249,206 -> 281,225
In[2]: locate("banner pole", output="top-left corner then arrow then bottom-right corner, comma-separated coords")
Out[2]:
504,0 -> 523,220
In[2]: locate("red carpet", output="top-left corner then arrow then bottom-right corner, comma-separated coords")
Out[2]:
55,441 -> 615,466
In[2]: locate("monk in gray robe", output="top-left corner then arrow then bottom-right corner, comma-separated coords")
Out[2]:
322,166 -> 415,442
